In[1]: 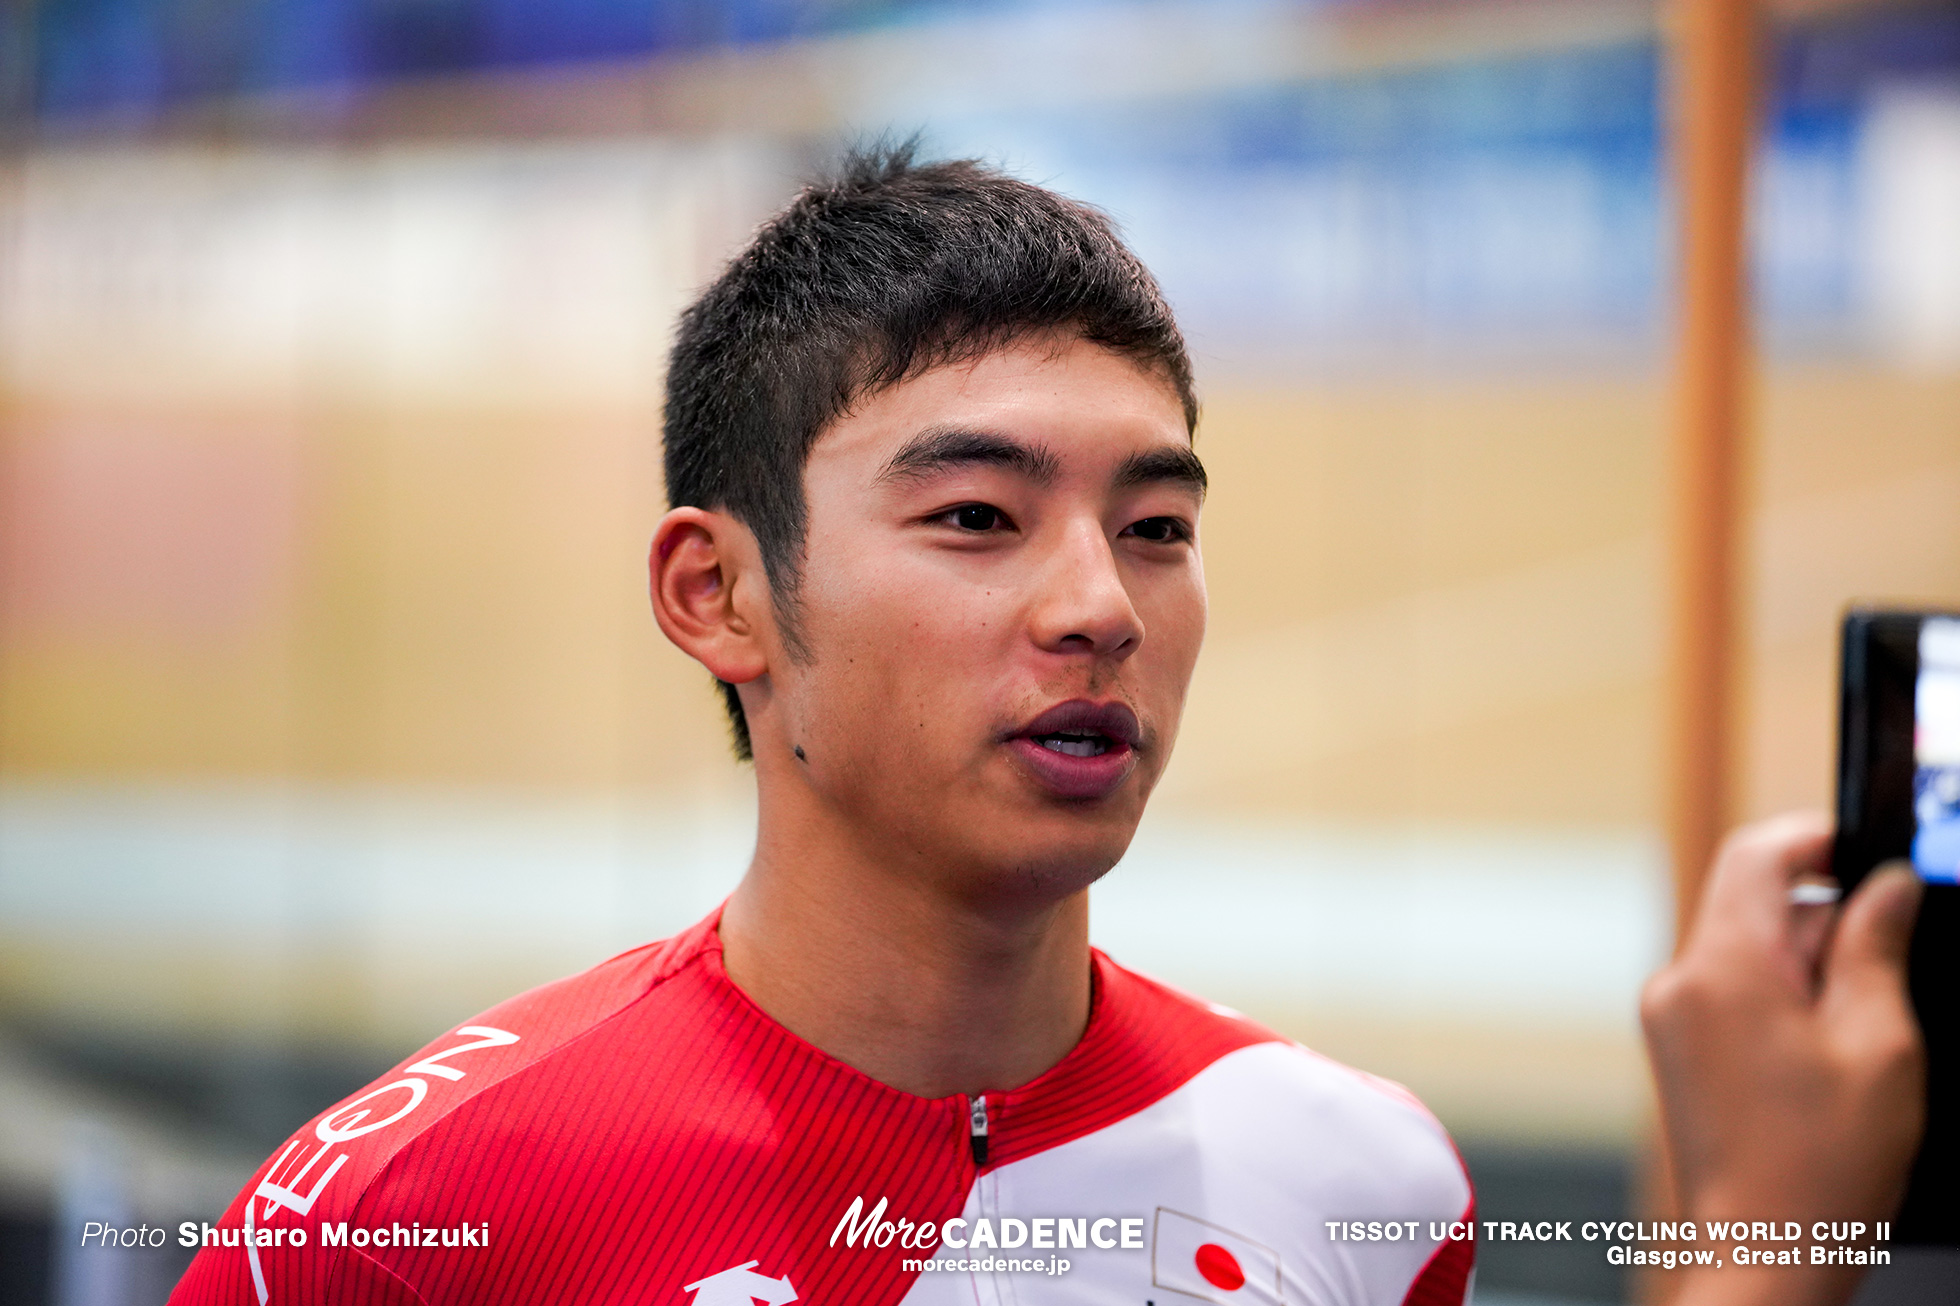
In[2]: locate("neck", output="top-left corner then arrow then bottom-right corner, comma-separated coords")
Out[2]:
716,786 -> 1094,1101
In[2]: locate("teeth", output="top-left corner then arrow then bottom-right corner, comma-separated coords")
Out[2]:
1040,736 -> 1107,758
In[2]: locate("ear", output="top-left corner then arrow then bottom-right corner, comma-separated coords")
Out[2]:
649,507 -> 772,686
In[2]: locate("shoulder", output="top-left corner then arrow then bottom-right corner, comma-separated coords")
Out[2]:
995,960 -> 1474,1306
1187,1040 -> 1468,1208
168,915 -> 724,1306
1090,953 -> 1469,1210
326,912 -> 717,1170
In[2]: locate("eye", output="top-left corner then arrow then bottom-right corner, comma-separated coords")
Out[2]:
941,503 -> 1012,532
1124,516 -> 1189,543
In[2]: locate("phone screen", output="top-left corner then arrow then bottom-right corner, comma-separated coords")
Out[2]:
1913,617 -> 1960,883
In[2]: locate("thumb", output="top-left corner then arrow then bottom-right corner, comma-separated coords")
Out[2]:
1821,862 -> 1921,1027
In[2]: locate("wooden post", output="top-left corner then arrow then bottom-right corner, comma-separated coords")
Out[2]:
1666,0 -> 1758,949
1641,12 -> 1760,1298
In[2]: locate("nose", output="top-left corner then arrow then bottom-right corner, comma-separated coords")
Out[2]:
1028,519 -> 1144,662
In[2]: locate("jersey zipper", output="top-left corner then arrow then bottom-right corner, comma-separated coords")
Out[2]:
967,1094 -> 989,1167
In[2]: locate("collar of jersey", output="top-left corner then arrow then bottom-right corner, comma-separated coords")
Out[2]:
653,903 -> 1278,1171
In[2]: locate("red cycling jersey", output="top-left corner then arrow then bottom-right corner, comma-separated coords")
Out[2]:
170,909 -> 1475,1306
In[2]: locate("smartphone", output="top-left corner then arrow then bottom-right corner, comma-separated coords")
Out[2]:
1833,607 -> 1960,1243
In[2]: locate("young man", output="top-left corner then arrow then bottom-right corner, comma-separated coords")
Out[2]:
171,148 -> 1476,1306
171,145 -> 1938,1306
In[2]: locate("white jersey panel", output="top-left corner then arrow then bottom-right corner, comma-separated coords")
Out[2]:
899,1041 -> 1471,1306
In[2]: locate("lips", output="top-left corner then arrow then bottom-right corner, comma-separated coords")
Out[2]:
1005,700 -> 1142,801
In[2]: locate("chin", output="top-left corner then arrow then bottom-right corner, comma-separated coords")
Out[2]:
890,770 -> 1151,900
986,808 -> 1141,896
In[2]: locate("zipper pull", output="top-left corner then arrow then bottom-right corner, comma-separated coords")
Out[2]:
968,1094 -> 989,1167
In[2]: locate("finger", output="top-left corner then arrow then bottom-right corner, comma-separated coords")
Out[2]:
1821,862 -> 1923,1032
1688,812 -> 1833,958
1789,893 -> 1838,985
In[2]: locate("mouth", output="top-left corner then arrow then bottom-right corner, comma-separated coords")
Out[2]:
1004,700 -> 1142,801
1036,733 -> 1114,758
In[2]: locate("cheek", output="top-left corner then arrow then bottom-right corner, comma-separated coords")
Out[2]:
1140,570 -> 1208,675
797,557 -> 1021,738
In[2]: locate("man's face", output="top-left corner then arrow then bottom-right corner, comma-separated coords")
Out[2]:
765,333 -> 1206,900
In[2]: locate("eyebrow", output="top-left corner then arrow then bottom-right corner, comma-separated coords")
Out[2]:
877,427 -> 1062,486
1114,445 -> 1208,498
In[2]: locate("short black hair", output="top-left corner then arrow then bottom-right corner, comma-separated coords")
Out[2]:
662,142 -> 1198,759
